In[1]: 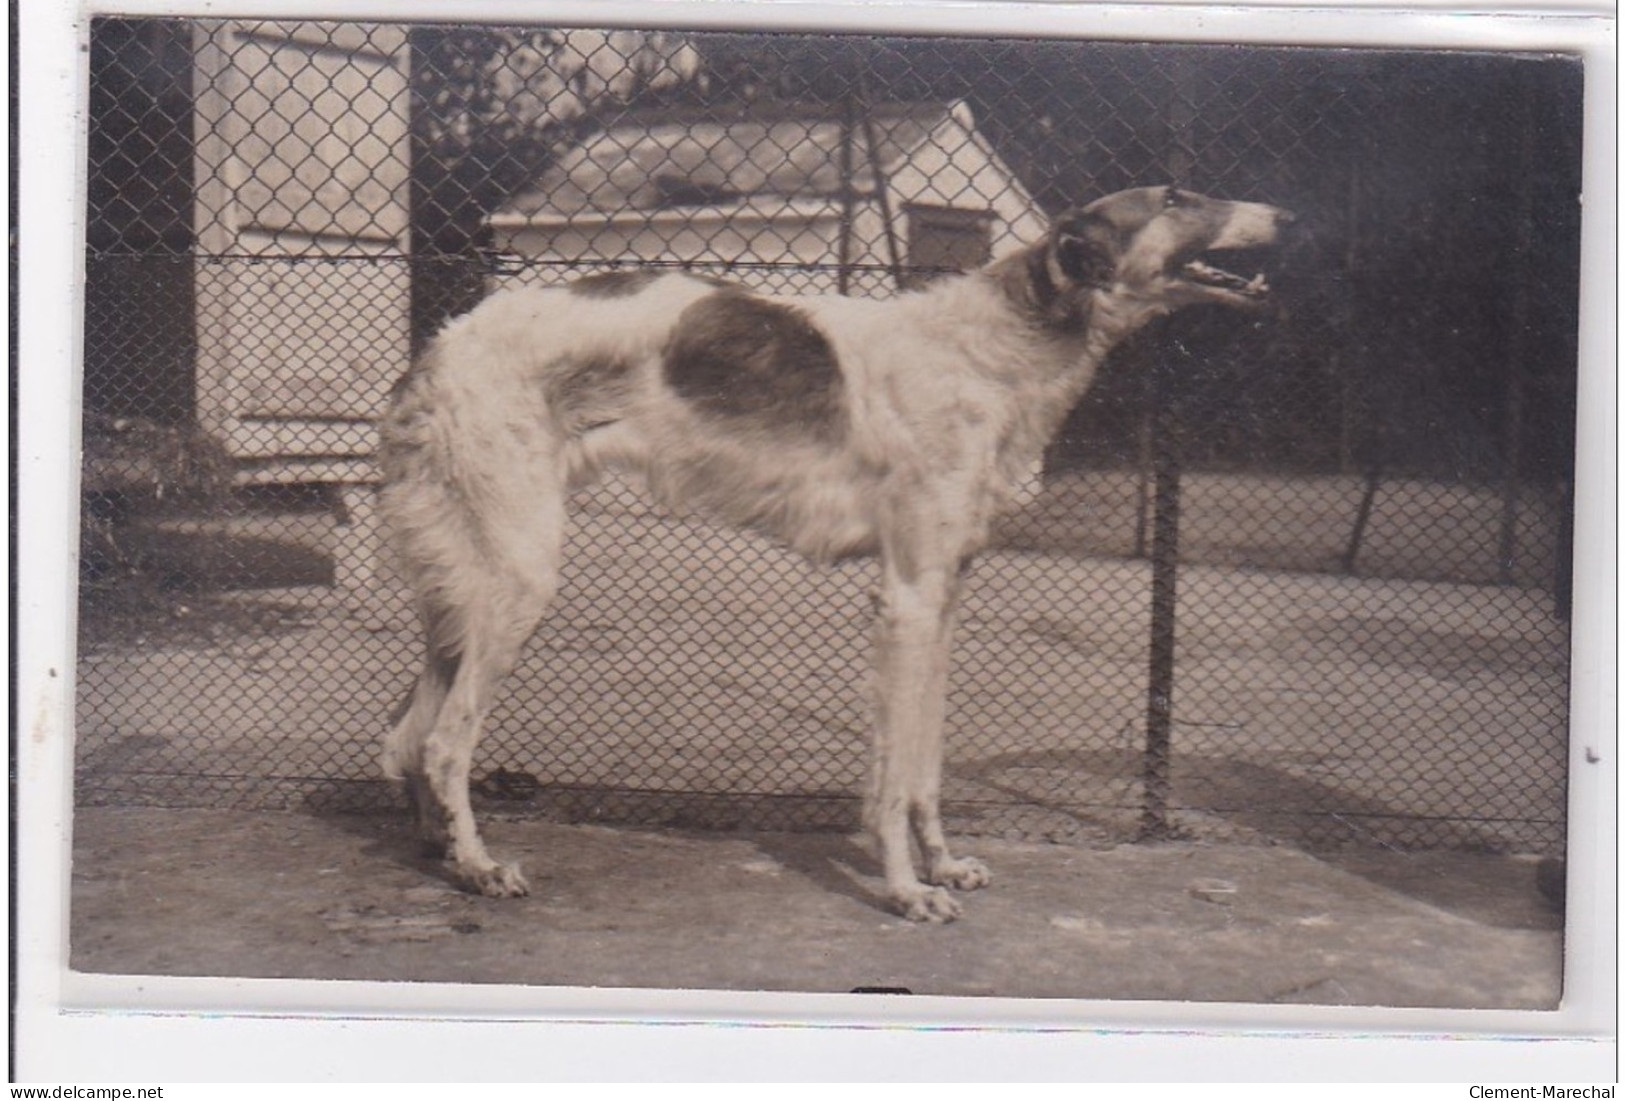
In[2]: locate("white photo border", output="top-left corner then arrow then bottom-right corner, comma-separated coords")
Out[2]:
14,0 -> 1617,1082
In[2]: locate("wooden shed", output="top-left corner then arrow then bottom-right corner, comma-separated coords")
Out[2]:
185,20 -> 413,607
488,99 -> 1045,295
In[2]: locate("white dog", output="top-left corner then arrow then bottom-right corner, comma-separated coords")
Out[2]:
379,185 -> 1291,921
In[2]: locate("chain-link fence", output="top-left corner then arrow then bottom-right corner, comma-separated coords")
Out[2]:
77,19 -> 1581,856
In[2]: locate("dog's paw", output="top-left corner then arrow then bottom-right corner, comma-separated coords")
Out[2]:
893,884 -> 962,924
928,855 -> 991,892
453,860 -> 531,899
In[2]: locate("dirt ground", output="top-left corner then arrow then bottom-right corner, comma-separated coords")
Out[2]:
69,804 -> 1563,1008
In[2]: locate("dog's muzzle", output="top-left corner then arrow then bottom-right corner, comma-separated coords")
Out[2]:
1182,203 -> 1294,303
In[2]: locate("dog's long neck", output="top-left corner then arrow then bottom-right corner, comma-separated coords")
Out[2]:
974,246 -> 1166,465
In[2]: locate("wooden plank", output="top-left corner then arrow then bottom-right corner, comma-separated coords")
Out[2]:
218,249 -> 408,421
233,21 -> 408,62
233,457 -> 378,485
226,30 -> 410,250
192,22 -> 251,439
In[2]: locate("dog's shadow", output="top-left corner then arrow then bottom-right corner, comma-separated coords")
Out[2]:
746,830 -> 891,914
307,802 -> 462,889
309,799 -> 894,914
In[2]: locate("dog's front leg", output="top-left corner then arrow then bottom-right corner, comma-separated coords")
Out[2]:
911,569 -> 992,897
865,558 -> 988,922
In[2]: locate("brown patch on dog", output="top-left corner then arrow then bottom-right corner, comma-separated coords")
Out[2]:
1087,186 -> 1231,248
540,353 -> 639,434
663,292 -> 846,441
989,247 -> 1093,335
566,270 -> 665,299
544,354 -> 633,403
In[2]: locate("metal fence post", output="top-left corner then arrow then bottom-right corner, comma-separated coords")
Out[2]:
1140,56 -> 1197,842
1141,346 -> 1182,841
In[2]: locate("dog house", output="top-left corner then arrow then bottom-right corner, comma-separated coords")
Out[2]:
487,100 -> 1046,295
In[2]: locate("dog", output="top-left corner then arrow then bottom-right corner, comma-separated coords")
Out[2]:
378,185 -> 1291,921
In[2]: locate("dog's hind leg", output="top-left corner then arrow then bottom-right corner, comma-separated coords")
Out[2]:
382,430 -> 571,896
413,505 -> 566,897
384,645 -> 460,856
417,598 -> 547,897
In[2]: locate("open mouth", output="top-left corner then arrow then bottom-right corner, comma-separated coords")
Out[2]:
1177,249 -> 1272,300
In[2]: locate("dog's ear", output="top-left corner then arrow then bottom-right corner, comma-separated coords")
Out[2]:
1050,209 -> 1117,288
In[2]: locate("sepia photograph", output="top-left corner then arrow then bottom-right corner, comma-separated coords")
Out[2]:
17,0 -> 1615,1081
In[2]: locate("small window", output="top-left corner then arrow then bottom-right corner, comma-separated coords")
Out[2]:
904,204 -> 995,286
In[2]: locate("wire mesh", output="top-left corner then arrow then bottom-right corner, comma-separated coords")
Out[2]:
77,18 -> 1581,856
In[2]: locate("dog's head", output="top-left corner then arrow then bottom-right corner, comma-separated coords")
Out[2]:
1046,185 -> 1293,314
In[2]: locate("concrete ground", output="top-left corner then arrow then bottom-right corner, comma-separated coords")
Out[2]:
70,804 -> 1562,1008
69,477 -> 1571,1013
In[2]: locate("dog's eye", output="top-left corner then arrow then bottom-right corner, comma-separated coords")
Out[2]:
1163,187 -> 1185,209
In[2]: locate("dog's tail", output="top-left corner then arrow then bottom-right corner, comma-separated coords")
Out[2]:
377,328 -> 569,779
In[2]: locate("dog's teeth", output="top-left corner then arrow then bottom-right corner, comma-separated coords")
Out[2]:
1184,260 -> 1267,294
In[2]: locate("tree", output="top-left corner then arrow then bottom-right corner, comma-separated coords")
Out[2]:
409,27 -> 700,343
